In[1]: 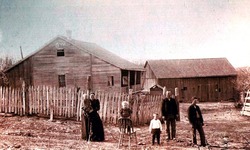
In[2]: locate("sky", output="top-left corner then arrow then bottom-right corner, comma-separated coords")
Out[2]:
1,0 -> 250,67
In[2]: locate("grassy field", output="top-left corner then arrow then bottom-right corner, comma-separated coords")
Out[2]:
0,102 -> 249,150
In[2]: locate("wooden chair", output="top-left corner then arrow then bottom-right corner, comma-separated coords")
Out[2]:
118,118 -> 137,149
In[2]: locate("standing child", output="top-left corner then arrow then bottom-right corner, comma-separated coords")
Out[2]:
149,113 -> 163,145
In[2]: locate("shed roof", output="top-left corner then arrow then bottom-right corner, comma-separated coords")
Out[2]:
5,36 -> 144,72
145,58 -> 237,78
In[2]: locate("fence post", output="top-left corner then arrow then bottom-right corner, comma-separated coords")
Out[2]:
22,81 -> 26,116
175,87 -> 180,121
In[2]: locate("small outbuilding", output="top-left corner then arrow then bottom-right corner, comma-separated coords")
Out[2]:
149,84 -> 164,95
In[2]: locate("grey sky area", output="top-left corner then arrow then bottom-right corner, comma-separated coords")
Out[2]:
1,0 -> 250,67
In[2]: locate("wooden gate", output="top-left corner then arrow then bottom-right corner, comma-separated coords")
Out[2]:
241,90 -> 250,116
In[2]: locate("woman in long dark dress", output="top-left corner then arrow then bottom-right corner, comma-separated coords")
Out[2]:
88,93 -> 105,141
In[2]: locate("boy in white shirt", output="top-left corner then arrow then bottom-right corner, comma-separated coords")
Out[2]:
149,113 -> 163,145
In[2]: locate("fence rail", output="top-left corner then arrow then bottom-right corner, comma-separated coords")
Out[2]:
0,86 -> 163,125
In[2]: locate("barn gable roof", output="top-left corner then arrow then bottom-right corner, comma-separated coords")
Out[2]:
64,36 -> 144,71
5,36 -> 144,72
145,58 -> 237,78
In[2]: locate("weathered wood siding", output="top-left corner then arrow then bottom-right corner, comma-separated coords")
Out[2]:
144,63 -> 157,91
32,39 -> 91,89
5,57 -> 33,87
91,55 -> 121,92
158,76 -> 237,102
31,39 -> 125,92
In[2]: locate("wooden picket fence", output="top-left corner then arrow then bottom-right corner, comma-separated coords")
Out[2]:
0,86 -> 163,125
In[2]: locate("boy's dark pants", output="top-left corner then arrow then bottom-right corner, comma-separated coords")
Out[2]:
166,118 -> 176,139
151,129 -> 161,145
192,120 -> 206,146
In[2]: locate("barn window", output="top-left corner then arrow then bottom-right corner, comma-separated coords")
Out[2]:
57,49 -> 65,56
58,75 -> 66,87
107,76 -> 114,86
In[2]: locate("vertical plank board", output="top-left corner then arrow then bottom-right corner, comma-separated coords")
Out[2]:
11,87 -> 14,113
49,86 -> 53,118
46,86 -> 49,115
53,87 -> 56,117
63,88 -> 66,117
71,88 -> 74,118
40,86 -> 43,115
110,92 -> 114,123
16,89 -> 19,115
13,88 -> 17,114
112,92 -> 118,124
53,87 -> 57,116
60,88 -> 63,117
9,87 -> 11,113
22,84 -> 25,115
35,86 -> 38,114
76,90 -> 80,121
59,88 -> 62,116
117,92 -> 122,122
19,87 -> 22,115
37,86 -> 41,115
66,88 -> 69,117
3,87 -> 5,113
42,86 -> 46,115
107,93 -> 112,123
66,88 -> 69,118
98,91 -> 104,119
59,88 -> 62,117
29,86 -> 32,114
102,92 -> 108,123
0,86 -> 3,112
5,87 -> 9,113
56,87 -> 59,116
6,87 -> 10,113
15,88 -> 18,115
41,86 -> 44,115
68,88 -> 71,118
79,91 -> 84,121
31,86 -> 34,114
7,87 -> 10,113
0,87 -> 2,112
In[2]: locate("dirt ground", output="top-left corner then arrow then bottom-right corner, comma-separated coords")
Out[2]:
0,102 -> 249,150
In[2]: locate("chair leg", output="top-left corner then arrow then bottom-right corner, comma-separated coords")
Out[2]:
129,136 -> 131,150
134,133 -> 137,147
118,134 -> 122,148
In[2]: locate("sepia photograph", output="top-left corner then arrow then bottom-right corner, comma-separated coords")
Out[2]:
0,0 -> 250,149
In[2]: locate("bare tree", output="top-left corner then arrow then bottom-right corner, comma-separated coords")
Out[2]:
0,56 -> 16,86
235,67 -> 250,92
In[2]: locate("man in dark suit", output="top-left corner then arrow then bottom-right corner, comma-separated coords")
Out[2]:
161,91 -> 178,141
188,96 -> 206,147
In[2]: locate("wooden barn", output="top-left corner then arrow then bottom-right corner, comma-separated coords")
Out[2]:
144,58 -> 237,102
4,36 -> 144,93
